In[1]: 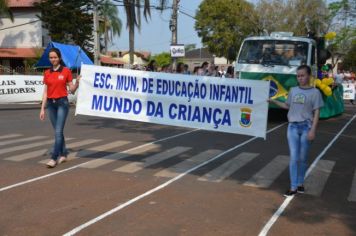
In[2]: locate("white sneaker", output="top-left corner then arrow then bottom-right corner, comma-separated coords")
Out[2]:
57,156 -> 67,164
46,159 -> 57,168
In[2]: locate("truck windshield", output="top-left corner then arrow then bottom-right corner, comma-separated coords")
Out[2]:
238,40 -> 308,66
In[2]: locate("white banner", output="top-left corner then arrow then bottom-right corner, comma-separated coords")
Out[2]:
342,83 -> 355,100
0,75 -> 77,104
76,64 -> 270,138
0,75 -> 44,103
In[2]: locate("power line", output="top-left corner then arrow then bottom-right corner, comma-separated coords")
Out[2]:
0,20 -> 40,31
179,10 -> 196,20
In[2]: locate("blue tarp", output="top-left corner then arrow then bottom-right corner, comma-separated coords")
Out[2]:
35,42 -> 93,69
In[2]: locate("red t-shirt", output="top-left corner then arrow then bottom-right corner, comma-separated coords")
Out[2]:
43,66 -> 73,98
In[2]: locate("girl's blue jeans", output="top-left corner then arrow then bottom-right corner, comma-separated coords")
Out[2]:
287,120 -> 311,190
46,97 -> 69,161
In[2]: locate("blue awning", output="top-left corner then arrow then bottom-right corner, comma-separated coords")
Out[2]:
35,42 -> 93,69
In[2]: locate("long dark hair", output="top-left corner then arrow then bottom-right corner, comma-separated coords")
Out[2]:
48,47 -> 64,66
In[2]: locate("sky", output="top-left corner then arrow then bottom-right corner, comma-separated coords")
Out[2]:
110,0 -> 204,55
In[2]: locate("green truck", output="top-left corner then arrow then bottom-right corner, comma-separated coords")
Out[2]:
235,32 -> 344,118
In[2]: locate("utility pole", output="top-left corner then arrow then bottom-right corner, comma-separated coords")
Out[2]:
170,0 -> 178,71
93,0 -> 100,65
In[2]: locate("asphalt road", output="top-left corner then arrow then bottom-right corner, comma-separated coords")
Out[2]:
0,103 -> 355,236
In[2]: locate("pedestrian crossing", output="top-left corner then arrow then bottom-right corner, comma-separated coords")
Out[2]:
0,133 -> 355,202
244,155 -> 289,188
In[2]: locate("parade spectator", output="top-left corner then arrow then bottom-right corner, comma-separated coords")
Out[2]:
224,66 -> 234,78
193,66 -> 200,75
207,63 -> 218,77
218,66 -> 226,77
39,48 -> 80,168
197,61 -> 209,76
269,65 -> 324,197
334,70 -> 344,85
183,64 -> 190,75
344,70 -> 351,80
176,62 -> 185,74
146,60 -> 157,72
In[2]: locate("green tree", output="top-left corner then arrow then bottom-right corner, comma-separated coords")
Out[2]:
0,0 -> 13,22
195,0 -> 259,62
341,39 -> 356,71
123,0 -> 167,65
99,0 -> 122,54
150,52 -> 171,68
325,0 -> 356,68
255,0 -> 329,36
34,0 -> 93,54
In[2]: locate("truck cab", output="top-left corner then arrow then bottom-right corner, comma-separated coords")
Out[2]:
234,32 -> 344,118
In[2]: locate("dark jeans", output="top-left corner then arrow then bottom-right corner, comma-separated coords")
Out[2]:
47,97 -> 69,161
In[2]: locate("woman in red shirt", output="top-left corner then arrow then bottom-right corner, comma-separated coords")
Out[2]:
39,48 -> 80,168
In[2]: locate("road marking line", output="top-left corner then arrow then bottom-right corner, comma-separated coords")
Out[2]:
244,155 -> 289,188
0,135 -> 43,145
258,114 -> 356,236
63,123 -> 286,236
0,134 -> 23,140
0,139 -> 55,155
79,144 -> 160,169
154,150 -> 222,178
304,160 -> 335,196
38,139 -> 103,164
114,146 -> 191,173
348,169 -> 356,202
198,152 -> 259,182
0,129 -> 199,192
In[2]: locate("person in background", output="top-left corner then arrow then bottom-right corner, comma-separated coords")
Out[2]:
193,66 -> 200,75
206,63 -> 218,77
197,61 -> 209,76
176,62 -> 185,74
40,48 -> 80,168
218,66 -> 226,77
269,65 -> 324,197
183,64 -> 190,75
146,60 -> 157,72
224,66 -> 234,78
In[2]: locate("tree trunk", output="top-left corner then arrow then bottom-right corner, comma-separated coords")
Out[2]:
129,24 -> 134,66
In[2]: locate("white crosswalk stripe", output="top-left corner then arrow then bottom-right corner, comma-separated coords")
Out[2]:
198,152 -> 260,182
38,140 -> 128,164
244,155 -> 289,188
5,137 -> 75,162
347,169 -> 356,202
114,146 -> 191,173
154,149 -> 221,178
304,160 -> 335,196
0,139 -> 55,155
0,136 -> 48,146
79,144 -> 160,169
0,134 -> 23,140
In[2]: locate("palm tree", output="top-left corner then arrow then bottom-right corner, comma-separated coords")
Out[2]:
0,0 -> 14,22
123,0 -> 166,65
98,0 -> 122,54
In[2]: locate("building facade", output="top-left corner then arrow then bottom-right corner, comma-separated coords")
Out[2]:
0,0 -> 49,73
